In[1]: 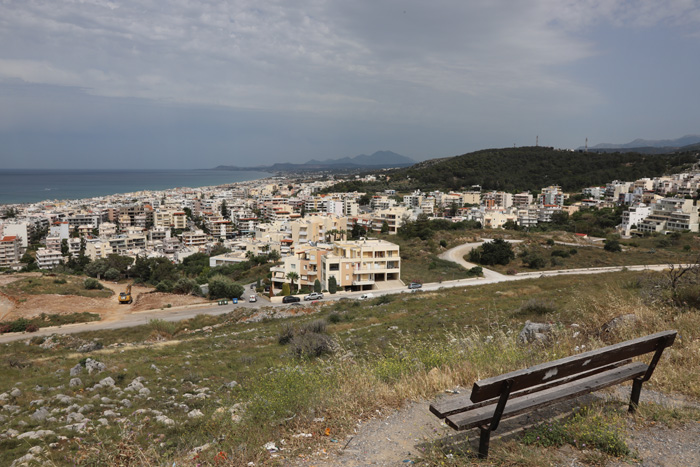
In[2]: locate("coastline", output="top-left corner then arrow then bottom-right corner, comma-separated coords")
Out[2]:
0,169 -> 273,206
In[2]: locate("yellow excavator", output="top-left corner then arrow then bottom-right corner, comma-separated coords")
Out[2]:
119,283 -> 133,304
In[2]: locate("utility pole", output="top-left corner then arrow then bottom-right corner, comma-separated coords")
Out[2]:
585,137 -> 588,153
536,135 -> 539,147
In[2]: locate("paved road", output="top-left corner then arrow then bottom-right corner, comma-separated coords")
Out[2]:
0,240 -> 685,343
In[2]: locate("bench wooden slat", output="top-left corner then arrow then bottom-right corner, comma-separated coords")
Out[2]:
470,330 -> 676,403
446,361 -> 647,431
430,361 -> 629,419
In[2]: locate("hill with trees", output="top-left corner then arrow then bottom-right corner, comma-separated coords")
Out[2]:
324,147 -> 698,193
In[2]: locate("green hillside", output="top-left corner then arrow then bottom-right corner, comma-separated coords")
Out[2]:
325,147 -> 698,193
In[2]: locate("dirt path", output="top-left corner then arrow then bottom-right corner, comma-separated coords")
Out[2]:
294,386 -> 700,466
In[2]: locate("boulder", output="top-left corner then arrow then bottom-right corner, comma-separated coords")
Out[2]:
69,378 -> 82,388
518,321 -> 552,344
84,359 -> 106,374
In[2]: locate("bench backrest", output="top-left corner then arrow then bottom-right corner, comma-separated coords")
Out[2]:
470,330 -> 677,403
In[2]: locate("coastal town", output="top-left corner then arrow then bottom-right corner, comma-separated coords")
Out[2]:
1,167 -> 699,297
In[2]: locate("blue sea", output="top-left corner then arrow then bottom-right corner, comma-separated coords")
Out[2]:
0,169 -> 271,205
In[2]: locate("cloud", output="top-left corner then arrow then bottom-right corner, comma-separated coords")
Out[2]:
1,0 -> 699,161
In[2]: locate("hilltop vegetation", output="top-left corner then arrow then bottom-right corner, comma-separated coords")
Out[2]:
324,147 -> 698,193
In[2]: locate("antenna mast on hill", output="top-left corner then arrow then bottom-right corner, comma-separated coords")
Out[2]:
585,137 -> 588,153
536,135 -> 539,147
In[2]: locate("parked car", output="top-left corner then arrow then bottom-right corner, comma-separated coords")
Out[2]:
358,293 -> 375,300
304,292 -> 324,301
282,295 -> 301,303
408,282 -> 422,289
249,295 -> 257,302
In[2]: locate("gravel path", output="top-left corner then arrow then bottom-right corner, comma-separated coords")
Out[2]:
293,386 -> 700,466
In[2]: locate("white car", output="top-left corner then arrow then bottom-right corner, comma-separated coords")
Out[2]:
358,293 -> 375,300
304,292 -> 324,301
249,295 -> 257,302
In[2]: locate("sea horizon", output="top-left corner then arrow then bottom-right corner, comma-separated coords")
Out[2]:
0,168 -> 272,205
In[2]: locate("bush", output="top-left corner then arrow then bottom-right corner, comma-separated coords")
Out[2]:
517,299 -> 557,316
103,268 -> 120,281
208,275 -> 244,300
282,283 -> 291,296
569,248 -> 578,255
313,279 -> 322,293
289,333 -> 335,359
469,238 -> 514,266
468,266 -> 483,276
300,319 -> 327,335
328,312 -> 342,323
551,249 -> 570,258
604,239 -> 622,252
173,278 -> 199,295
53,278 -> 67,284
83,278 -> 103,290
278,323 -> 295,345
25,324 -> 39,333
328,276 -> 338,294
156,280 -> 174,293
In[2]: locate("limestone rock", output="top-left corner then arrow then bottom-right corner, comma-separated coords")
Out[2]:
518,321 -> 552,344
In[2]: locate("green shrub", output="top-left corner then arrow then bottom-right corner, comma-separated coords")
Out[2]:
281,283 -> 291,296
156,280 -> 174,293
604,239 -> 622,252
208,275 -> 244,300
328,312 -> 342,323
53,278 -> 67,284
83,278 -> 103,290
551,249 -> 570,258
516,299 -> 556,316
103,268 -> 120,281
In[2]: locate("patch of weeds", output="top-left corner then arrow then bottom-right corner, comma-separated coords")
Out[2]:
277,323 -> 295,345
148,319 -> 177,338
516,298 -> 557,316
636,402 -> 700,427
522,405 -> 629,457
374,295 -> 394,305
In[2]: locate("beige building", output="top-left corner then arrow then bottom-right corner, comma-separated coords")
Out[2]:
289,215 -> 348,244
321,239 -> 401,292
85,239 -> 114,261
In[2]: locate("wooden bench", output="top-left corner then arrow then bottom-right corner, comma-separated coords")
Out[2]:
429,330 -> 677,458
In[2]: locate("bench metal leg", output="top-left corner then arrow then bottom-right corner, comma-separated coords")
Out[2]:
478,426 -> 491,459
629,378 -> 643,413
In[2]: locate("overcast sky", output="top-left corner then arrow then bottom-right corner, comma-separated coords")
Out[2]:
1,0 -> 700,169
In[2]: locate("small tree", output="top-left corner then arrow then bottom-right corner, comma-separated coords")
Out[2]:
313,279 -> 322,293
328,276 -> 338,294
604,239 -> 622,252
84,278 -> 103,290
286,272 -> 299,293
282,282 -> 291,296
381,221 -> 390,233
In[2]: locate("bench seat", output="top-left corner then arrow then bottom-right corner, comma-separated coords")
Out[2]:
441,361 -> 647,430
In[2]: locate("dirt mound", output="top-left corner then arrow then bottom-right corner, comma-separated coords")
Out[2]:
131,292 -> 207,311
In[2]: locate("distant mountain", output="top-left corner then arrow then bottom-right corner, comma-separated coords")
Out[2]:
214,150 -> 415,172
306,151 -> 415,167
582,134 -> 700,151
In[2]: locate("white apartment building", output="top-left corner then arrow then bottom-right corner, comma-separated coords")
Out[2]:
36,248 -> 64,270
0,236 -> 21,268
637,198 -> 698,234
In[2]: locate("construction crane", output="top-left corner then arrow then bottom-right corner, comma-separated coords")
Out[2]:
119,283 -> 133,304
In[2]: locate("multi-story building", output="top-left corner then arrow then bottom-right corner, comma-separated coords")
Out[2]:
36,248 -> 64,270
180,230 -> 209,247
0,236 -> 21,268
538,186 -> 566,207
108,234 -> 147,254
85,239 -> 114,261
321,239 -> 401,292
637,198 -> 698,233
